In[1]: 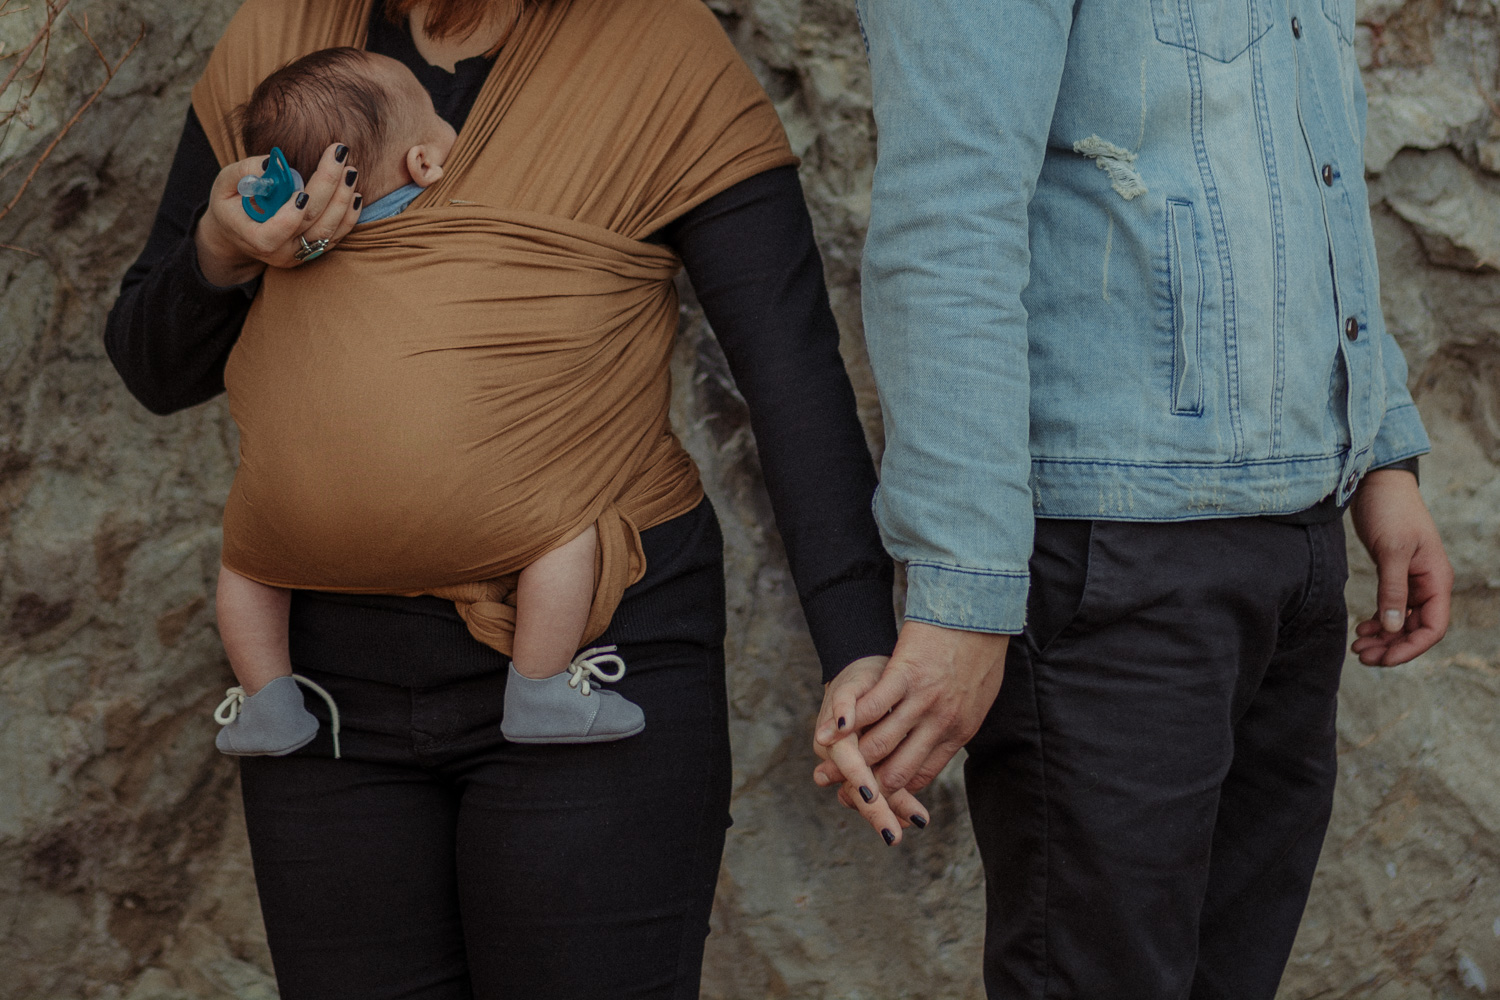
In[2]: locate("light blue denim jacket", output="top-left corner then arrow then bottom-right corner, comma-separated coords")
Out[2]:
857,0 -> 1430,634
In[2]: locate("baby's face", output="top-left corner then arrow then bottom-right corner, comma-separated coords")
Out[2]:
362,53 -> 459,195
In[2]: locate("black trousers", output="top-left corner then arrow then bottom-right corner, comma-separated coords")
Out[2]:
966,517 -> 1349,1000
240,640 -> 730,1000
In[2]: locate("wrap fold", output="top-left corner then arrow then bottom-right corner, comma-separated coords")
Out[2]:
193,0 -> 798,654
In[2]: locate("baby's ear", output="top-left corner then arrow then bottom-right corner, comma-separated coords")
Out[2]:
406,144 -> 445,188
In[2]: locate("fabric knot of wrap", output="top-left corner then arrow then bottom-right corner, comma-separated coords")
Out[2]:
193,0 -> 798,656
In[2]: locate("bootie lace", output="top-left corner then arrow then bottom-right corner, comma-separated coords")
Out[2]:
213,674 -> 343,759
565,646 -> 627,696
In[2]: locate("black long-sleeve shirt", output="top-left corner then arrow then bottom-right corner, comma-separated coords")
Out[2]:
104,11 -> 896,683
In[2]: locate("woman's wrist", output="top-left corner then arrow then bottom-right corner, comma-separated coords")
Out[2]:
194,208 -> 266,288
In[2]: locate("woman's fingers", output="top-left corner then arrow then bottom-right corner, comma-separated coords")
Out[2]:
278,145 -> 359,265
813,757 -> 843,787
815,655 -> 887,746
293,143 -> 356,235
829,734 -> 905,846
887,788 -> 930,830
196,156 -> 282,286
199,147 -> 360,274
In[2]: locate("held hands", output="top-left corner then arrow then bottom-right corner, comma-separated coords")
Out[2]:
1349,468 -> 1452,666
811,625 -> 1009,845
195,143 -> 363,287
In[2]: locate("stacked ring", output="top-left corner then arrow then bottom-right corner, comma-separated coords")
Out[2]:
294,236 -> 332,262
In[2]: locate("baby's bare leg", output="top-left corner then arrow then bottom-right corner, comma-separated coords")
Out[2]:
213,565 -> 319,757
512,525 -> 598,679
216,565 -> 293,695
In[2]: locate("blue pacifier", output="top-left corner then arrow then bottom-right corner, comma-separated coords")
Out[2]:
237,147 -> 305,222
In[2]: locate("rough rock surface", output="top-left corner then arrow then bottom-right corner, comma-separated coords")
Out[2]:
0,1 -> 1495,997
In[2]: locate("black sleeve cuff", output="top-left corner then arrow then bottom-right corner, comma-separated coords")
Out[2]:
803,572 -> 899,684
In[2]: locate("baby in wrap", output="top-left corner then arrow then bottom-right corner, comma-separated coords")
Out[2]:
212,47 -> 646,756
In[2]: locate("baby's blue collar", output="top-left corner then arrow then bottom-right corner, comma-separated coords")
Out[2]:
357,182 -> 425,224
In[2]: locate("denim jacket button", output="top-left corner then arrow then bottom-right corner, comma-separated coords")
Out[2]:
1345,316 -> 1360,340
1291,16 -> 1302,38
1322,164 -> 1335,186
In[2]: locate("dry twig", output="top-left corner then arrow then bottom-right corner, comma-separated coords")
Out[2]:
0,0 -> 142,252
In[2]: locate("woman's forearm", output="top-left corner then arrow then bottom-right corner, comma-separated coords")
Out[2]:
668,166 -> 898,680
104,108 -> 255,414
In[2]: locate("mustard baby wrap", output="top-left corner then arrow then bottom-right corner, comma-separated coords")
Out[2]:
194,0 -> 797,655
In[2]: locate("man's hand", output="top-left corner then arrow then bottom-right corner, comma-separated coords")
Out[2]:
1348,468 -> 1452,666
814,622 -> 1008,797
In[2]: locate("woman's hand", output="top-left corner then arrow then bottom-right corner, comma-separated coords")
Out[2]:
811,656 -> 930,846
195,143 -> 364,287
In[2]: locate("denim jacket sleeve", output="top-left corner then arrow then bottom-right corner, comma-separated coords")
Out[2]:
1356,64 -> 1431,473
858,0 -> 1074,634
1369,352 -> 1431,470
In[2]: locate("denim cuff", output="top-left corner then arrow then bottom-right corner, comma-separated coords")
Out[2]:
1368,402 -> 1430,471
902,562 -> 1028,635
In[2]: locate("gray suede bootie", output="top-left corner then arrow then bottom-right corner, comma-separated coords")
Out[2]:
214,674 -> 342,757
501,646 -> 645,744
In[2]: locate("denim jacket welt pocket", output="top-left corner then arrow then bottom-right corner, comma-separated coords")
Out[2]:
1151,0 -> 1277,62
1164,199 -> 1206,416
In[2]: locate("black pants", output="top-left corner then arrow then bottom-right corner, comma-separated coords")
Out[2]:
239,638 -> 732,1000
966,518 -> 1348,1000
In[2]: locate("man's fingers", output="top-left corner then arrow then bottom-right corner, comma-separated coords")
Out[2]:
1377,577 -> 1451,666
849,667 -> 909,730
1373,547 -> 1414,634
830,736 -> 905,846
851,698 -> 931,774
1355,542 -> 1453,666
868,718 -> 957,797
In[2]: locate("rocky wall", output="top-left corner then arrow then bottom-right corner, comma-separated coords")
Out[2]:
0,1 -> 1494,997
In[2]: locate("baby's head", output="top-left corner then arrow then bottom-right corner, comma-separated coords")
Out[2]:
236,47 -> 458,204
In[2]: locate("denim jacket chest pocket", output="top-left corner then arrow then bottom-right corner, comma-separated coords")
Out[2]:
1151,0 -> 1278,62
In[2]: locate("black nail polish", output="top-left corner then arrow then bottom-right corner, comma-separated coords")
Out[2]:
882,829 -> 895,846
261,157 -> 270,170
352,194 -> 363,211
837,716 -> 847,729
294,192 -> 309,210
345,168 -> 358,187
910,814 -> 928,829
334,144 -> 349,163
858,785 -> 874,804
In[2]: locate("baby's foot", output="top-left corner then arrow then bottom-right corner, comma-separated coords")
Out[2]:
214,675 -> 319,756
501,646 -> 645,744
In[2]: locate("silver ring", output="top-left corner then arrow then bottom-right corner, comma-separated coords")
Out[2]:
294,236 -> 332,262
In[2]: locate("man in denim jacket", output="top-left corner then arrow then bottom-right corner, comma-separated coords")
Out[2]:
813,1 -> 1453,995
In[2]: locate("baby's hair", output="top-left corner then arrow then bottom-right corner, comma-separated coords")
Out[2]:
233,47 -> 396,181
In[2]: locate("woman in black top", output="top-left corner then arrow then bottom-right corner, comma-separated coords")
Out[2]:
106,2 -> 900,997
